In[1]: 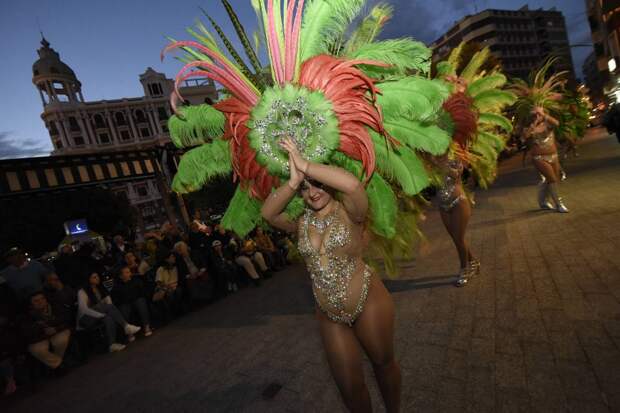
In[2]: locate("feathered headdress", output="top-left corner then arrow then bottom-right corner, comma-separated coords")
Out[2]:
163,0 -> 452,248
435,43 -> 516,188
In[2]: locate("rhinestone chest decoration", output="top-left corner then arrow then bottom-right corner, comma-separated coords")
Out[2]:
438,158 -> 464,203
298,207 -> 356,316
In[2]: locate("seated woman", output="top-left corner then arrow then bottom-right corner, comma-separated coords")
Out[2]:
111,267 -> 153,338
77,272 -> 141,352
209,240 -> 239,295
214,227 -> 263,286
253,227 -> 285,270
240,238 -> 272,278
154,252 -> 187,315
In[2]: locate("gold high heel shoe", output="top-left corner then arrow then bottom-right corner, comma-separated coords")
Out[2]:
469,258 -> 481,276
455,266 -> 472,287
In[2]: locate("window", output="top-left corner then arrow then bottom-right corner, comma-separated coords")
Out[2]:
73,136 -> 85,146
135,184 -> 148,198
69,117 -> 80,132
115,112 -> 126,125
157,107 -> 168,121
58,94 -> 70,102
135,110 -> 147,122
140,128 -> 150,138
94,114 -> 106,128
99,133 -> 110,144
120,130 -> 131,141
116,190 -> 128,201
53,81 -> 64,90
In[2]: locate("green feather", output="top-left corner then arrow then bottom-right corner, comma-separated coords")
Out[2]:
284,196 -> 305,221
220,186 -> 262,237
366,174 -> 397,238
171,139 -> 232,194
371,132 -> 416,195
168,104 -> 226,148
467,73 -> 507,98
299,0 -> 365,62
436,61 -> 454,77
344,3 -> 393,54
348,39 -> 432,77
473,89 -> 517,113
383,118 -> 452,155
377,77 -> 449,122
478,113 -> 513,132
460,47 -> 490,83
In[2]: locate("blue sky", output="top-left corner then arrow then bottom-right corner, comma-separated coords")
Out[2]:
0,0 -> 590,159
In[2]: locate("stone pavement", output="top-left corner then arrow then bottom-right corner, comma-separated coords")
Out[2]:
5,129 -> 620,412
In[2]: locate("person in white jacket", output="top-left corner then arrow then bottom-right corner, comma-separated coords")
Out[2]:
77,272 -> 141,352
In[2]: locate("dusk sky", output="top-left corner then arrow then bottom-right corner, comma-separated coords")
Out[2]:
0,0 -> 590,159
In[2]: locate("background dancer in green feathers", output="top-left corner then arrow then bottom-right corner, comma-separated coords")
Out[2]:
163,0 -> 466,409
434,43 -> 516,287
512,58 -> 570,213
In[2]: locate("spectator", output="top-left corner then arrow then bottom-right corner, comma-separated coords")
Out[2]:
0,291 -> 19,396
111,267 -> 153,338
192,210 -> 208,232
154,252 -> 186,314
174,241 -> 212,303
20,292 -> 72,374
241,238 -> 272,278
1,247 -> 51,302
209,240 -> 238,295
110,235 -> 130,266
44,273 -> 76,323
123,251 -> 141,275
188,222 -> 210,259
254,227 -> 285,270
77,272 -> 141,353
53,244 -> 82,288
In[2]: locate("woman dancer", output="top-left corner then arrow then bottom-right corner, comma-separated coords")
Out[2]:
262,137 -> 401,412
522,106 -> 568,212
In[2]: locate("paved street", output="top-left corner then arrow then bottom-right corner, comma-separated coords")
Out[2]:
5,129 -> 620,412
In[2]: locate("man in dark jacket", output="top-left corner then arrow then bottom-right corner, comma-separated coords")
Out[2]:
111,267 -> 152,337
20,292 -> 71,371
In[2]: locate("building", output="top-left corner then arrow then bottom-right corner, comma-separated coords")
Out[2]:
583,51 -> 607,105
31,37 -> 218,230
431,5 -> 576,83
586,0 -> 620,104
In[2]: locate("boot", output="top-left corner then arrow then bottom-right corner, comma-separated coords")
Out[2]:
537,183 -> 554,210
548,183 -> 569,213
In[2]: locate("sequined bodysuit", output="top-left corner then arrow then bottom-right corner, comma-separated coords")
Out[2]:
529,128 -> 557,164
438,158 -> 466,211
297,204 -> 371,326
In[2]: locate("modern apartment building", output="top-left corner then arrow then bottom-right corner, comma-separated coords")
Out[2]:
431,5 -> 576,83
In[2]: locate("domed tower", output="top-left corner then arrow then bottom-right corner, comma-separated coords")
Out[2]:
32,36 -> 84,106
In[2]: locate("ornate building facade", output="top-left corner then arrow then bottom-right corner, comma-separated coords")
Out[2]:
31,37 -> 217,230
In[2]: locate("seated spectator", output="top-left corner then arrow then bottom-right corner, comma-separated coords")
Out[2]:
192,210 -> 208,232
1,247 -> 51,302
44,273 -> 76,323
53,244 -> 82,288
77,272 -> 141,353
188,222 -> 210,259
209,240 -> 238,295
20,292 -> 72,374
241,238 -> 272,278
110,235 -> 130,265
154,252 -> 186,314
111,267 -> 152,338
254,227 -> 285,270
173,241 -> 213,304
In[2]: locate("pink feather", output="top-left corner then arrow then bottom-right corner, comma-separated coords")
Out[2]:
289,0 -> 304,81
267,0 -> 284,84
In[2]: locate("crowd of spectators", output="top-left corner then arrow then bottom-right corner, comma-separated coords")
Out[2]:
0,213 -> 292,398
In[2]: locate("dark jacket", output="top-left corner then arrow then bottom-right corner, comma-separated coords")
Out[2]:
111,278 -> 146,306
19,304 -> 70,344
45,286 -> 76,323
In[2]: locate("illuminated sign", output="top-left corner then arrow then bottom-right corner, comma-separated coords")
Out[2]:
64,219 -> 88,235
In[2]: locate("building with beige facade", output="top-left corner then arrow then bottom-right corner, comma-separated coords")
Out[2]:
431,5 -> 575,83
31,37 -> 217,230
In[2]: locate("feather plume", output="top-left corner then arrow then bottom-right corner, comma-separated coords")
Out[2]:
171,139 -> 232,193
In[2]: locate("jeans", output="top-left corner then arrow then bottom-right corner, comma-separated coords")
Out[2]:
79,303 -> 128,347
118,297 -> 150,327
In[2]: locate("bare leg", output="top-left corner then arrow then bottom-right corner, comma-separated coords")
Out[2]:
317,310 -> 372,413
235,256 -> 260,279
440,198 -> 472,269
354,276 -> 401,413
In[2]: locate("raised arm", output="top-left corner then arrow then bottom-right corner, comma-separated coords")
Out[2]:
281,138 -> 368,223
261,155 -> 304,233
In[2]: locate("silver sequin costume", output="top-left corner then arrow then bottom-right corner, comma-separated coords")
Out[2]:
297,204 -> 371,326
438,158 -> 466,211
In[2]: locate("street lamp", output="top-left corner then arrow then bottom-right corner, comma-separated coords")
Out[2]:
609,58 -> 617,73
